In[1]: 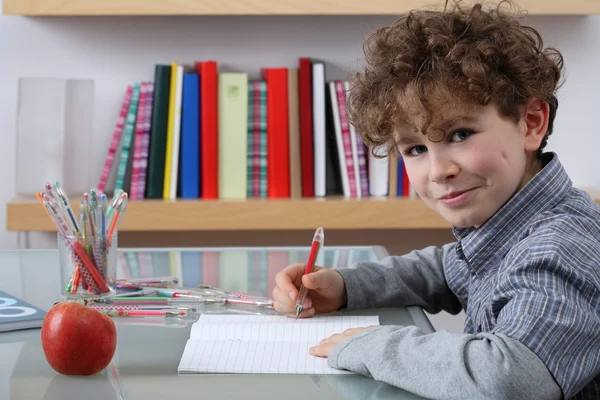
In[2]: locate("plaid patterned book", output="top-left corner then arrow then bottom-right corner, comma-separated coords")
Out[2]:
344,81 -> 369,197
247,82 -> 256,197
130,81 -> 148,200
246,81 -> 268,198
335,81 -> 357,198
257,82 -> 268,197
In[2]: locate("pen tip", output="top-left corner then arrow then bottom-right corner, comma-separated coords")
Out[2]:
295,304 -> 302,319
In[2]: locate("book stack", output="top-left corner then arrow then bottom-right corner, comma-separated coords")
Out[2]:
98,59 -> 417,201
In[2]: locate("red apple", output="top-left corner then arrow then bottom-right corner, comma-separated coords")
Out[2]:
41,302 -> 117,375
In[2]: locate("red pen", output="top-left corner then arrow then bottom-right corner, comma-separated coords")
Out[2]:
295,227 -> 324,318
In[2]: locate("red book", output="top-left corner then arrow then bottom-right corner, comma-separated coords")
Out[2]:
196,61 -> 218,200
263,68 -> 290,198
402,165 -> 410,196
298,58 -> 315,197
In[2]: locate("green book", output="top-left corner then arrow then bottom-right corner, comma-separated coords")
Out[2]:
145,64 -> 172,198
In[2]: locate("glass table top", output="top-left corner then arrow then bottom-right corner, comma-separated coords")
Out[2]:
0,246 -> 428,400
0,246 -> 384,311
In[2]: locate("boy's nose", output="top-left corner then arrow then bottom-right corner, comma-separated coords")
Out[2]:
429,155 -> 459,182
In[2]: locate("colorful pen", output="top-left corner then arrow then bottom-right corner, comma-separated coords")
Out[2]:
97,309 -> 187,318
89,304 -> 198,312
295,227 -> 324,318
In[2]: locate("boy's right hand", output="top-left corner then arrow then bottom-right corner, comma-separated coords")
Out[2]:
272,264 -> 347,318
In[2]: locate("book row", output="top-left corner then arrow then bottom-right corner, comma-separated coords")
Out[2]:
97,59 -> 415,200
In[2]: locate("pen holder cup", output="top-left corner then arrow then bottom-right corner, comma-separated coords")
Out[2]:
57,233 -> 118,302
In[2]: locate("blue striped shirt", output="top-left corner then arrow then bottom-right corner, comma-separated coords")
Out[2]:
446,152 -> 600,399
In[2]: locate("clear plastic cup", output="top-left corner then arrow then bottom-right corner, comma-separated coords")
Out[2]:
57,233 -> 118,302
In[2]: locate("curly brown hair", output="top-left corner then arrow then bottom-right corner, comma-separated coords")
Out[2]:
347,0 -> 564,158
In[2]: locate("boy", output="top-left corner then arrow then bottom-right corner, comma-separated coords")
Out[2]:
272,1 -> 600,399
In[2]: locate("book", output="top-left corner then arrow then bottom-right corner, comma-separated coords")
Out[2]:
97,85 -> 132,193
263,67 -> 290,198
177,314 -> 379,374
298,57 -> 315,198
218,73 -> 248,200
288,68 -> 302,198
197,60 -> 219,200
180,72 -> 200,199
114,83 -> 140,192
0,290 -> 47,332
146,64 -> 171,198
311,60 -> 326,197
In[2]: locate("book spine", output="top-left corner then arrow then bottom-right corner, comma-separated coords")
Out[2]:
130,82 -> 147,200
252,81 -> 261,197
199,61 -> 219,200
115,83 -> 140,191
336,81 -> 357,198
258,81 -> 268,198
97,85 -> 132,193
138,81 -> 154,199
246,82 -> 255,198
344,81 -> 369,197
264,68 -> 290,198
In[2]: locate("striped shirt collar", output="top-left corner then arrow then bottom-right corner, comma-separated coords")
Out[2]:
451,152 -> 572,277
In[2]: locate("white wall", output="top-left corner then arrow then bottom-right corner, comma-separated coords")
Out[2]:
1,3 -> 599,253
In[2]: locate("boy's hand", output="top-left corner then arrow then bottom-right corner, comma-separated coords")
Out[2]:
272,263 -> 347,318
309,326 -> 376,357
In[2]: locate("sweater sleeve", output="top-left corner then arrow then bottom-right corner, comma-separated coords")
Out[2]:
336,243 -> 463,315
328,326 -> 562,400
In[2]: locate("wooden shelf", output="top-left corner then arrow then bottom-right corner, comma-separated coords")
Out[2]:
6,195 -> 450,232
9,192 -> 600,232
4,0 -> 600,16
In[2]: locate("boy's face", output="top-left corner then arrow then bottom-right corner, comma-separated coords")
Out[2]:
396,103 -> 538,228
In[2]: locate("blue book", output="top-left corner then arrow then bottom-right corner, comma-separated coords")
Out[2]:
397,157 -> 404,196
0,290 -> 46,332
181,73 -> 201,199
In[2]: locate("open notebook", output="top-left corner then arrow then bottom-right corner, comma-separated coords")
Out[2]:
178,314 -> 379,374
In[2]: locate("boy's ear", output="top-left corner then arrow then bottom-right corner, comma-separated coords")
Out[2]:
521,98 -> 550,152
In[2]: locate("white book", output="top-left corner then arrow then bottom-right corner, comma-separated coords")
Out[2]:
178,315 -> 379,374
312,62 -> 326,197
328,82 -> 350,198
369,146 -> 389,197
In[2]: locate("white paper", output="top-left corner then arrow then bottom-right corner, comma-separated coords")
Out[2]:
178,314 -> 379,374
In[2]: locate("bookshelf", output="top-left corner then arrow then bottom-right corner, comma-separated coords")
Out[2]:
3,0 -> 600,16
8,193 -> 600,232
6,196 -> 450,232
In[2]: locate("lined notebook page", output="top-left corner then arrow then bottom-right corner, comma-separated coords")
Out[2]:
178,315 -> 379,374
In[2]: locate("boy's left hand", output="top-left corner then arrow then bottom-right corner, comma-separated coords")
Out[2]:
309,326 -> 376,358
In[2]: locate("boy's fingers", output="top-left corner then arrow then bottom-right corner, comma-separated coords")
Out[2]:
272,287 -> 312,313
309,342 -> 335,358
272,287 -> 294,313
274,264 -> 304,294
303,268 -> 334,290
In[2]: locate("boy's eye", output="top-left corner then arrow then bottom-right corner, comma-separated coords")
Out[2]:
450,129 -> 473,142
406,145 -> 427,156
